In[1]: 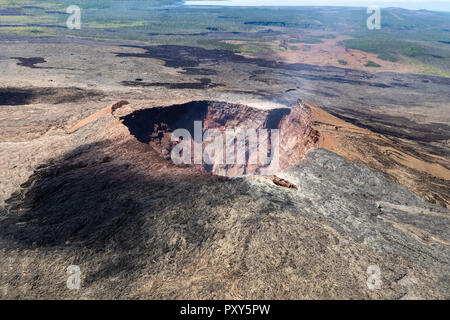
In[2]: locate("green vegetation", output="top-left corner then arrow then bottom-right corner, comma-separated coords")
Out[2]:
344,34 -> 450,72
301,37 -> 323,44
1,1 -> 449,76
364,61 -> 381,68
195,39 -> 240,51
338,59 -> 348,66
289,34 -> 335,44
344,36 -> 424,60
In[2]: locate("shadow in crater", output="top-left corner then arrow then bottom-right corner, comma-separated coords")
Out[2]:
265,108 -> 292,128
121,101 -> 210,144
121,100 -> 292,146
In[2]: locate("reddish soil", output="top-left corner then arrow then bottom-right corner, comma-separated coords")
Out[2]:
307,101 -> 450,208
120,100 -> 319,177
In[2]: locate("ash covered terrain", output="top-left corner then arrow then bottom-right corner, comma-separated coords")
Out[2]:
0,1 -> 449,299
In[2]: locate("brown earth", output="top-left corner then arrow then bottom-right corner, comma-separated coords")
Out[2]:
61,98 -> 448,208
119,100 -> 318,177
238,35 -> 422,74
0,36 -> 448,300
307,101 -> 450,208
1,97 -> 448,299
66,101 -> 129,134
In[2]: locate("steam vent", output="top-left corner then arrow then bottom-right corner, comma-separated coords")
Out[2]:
121,100 -> 319,177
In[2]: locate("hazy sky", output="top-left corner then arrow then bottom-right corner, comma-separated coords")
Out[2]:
185,0 -> 450,11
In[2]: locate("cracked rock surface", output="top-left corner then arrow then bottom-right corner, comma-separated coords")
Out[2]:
0,143 -> 447,299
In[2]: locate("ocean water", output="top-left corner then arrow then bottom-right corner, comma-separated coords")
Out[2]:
184,0 -> 450,12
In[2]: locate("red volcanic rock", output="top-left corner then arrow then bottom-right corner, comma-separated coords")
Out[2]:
277,100 -> 319,172
272,177 -> 298,190
121,100 -> 319,177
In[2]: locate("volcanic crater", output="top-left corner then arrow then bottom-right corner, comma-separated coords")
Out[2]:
121,100 -> 319,177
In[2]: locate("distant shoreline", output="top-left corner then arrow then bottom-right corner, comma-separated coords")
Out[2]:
184,1 -> 450,12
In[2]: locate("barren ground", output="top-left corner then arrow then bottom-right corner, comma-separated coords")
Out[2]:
0,35 -> 448,299
240,35 -> 423,74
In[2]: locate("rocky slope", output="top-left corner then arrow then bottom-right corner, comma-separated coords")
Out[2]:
309,101 -> 450,208
121,100 -> 318,177
0,99 -> 448,299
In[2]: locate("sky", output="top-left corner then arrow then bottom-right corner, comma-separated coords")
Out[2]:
184,0 -> 450,11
